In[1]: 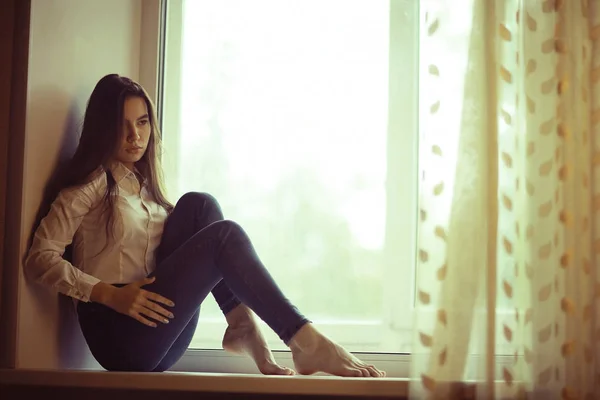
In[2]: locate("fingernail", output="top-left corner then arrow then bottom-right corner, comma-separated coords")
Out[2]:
163,318 -> 169,324
170,302 -> 175,307
169,314 -> 174,318
152,323 -> 157,328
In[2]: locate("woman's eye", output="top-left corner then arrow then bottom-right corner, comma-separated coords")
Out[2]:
138,120 -> 149,126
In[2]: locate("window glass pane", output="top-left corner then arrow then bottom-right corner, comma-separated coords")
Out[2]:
163,0 -> 417,352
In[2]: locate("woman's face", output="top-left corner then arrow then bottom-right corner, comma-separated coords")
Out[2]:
114,96 -> 151,170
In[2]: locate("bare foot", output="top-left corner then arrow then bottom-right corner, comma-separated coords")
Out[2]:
222,306 -> 294,376
289,323 -> 385,378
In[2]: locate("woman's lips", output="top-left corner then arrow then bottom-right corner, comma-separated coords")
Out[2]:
126,147 -> 143,154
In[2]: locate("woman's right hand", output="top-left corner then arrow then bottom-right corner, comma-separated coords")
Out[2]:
92,277 -> 175,327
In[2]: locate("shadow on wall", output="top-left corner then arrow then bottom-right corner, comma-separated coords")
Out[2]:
24,88 -> 100,370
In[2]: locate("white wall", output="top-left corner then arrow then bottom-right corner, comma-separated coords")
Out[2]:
16,0 -> 142,369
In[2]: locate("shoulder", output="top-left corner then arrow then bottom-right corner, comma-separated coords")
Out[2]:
58,168 -> 108,206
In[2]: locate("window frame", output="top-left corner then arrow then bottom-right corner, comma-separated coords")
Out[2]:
151,0 -> 420,378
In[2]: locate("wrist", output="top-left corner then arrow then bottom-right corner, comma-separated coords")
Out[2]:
90,282 -> 116,305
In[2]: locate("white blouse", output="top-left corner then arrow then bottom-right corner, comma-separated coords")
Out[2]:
25,162 -> 169,302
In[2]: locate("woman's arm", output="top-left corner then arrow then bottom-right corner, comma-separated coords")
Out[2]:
25,182 -> 102,302
26,176 -> 175,326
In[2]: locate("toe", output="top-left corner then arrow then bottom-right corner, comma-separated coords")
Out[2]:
366,366 -> 381,377
283,367 -> 296,376
265,364 -> 295,376
346,368 -> 363,377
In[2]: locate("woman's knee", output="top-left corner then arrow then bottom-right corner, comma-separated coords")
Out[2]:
196,219 -> 245,237
176,192 -> 223,216
217,219 -> 242,230
214,219 -> 248,238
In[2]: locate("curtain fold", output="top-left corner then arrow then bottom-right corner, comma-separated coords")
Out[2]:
411,0 -> 600,398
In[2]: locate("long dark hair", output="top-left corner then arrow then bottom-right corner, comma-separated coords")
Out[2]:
57,74 -> 173,240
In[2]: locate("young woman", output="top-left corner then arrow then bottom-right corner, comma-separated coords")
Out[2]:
25,74 -> 385,377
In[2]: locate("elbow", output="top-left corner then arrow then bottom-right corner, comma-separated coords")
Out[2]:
23,251 -> 39,282
23,249 -> 48,284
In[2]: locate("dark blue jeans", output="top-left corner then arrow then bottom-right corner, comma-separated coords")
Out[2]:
77,192 -> 309,372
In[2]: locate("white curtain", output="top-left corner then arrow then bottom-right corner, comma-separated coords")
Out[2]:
411,0 -> 600,398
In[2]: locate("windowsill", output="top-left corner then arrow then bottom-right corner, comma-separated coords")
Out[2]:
0,368 -> 406,398
173,349 -> 410,378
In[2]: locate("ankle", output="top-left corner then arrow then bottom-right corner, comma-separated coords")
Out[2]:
225,304 -> 254,327
289,323 -> 320,353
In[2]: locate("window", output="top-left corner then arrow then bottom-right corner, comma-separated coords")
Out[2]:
160,0 -> 418,376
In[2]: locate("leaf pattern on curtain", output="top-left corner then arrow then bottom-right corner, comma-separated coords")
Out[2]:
411,0 -> 600,399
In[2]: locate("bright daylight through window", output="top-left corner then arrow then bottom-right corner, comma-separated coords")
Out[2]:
161,0 -> 419,356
